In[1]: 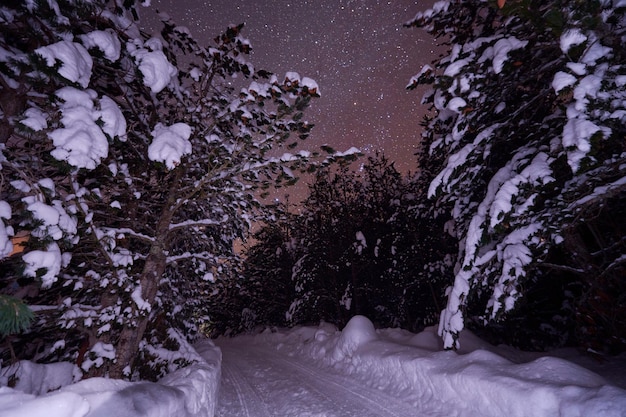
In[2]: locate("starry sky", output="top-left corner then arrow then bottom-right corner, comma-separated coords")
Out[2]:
142,0 -> 439,191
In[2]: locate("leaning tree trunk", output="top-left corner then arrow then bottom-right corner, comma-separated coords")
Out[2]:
109,215 -> 172,378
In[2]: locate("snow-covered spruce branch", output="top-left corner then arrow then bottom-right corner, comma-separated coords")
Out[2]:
600,254 -> 626,278
566,175 -> 626,212
165,251 -> 222,265
73,192 -> 127,278
167,217 -> 229,234
99,227 -> 155,243
172,149 -> 313,212
535,262 -> 588,276
590,236 -> 626,258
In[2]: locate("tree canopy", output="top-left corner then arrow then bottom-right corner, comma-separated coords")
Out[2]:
0,0 -> 354,379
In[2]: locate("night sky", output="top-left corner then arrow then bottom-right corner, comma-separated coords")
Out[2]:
142,0 -> 439,194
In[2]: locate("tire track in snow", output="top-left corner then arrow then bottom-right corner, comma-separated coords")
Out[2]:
258,347 -> 419,417
216,340 -> 421,417
218,354 -> 272,417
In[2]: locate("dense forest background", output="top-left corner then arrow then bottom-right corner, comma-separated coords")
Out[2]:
210,0 -> 626,355
1,0 -> 624,382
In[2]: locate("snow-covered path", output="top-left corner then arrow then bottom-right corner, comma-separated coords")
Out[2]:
215,338 -> 422,417
2,319 -> 626,417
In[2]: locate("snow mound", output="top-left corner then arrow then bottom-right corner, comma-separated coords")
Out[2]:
0,361 -> 77,395
408,325 -> 444,350
332,315 -> 378,361
0,339 -> 221,417
0,389 -> 89,417
314,321 -> 338,342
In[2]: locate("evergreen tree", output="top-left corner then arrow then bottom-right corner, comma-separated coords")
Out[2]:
283,155 -> 450,330
0,0 -> 353,379
408,0 -> 626,350
287,165 -> 362,326
238,203 -> 299,331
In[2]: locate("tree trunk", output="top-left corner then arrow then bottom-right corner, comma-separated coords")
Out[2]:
110,202 -> 177,378
109,243 -> 166,378
109,167 -> 183,379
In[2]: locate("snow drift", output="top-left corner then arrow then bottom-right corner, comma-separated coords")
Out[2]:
0,339 -> 220,417
255,315 -> 626,417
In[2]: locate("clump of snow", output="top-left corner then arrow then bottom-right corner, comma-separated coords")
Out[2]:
353,231 -> 367,255
20,108 -> 48,131
148,123 -> 192,169
562,117 -> 605,172
129,39 -> 177,93
189,67 -> 202,82
552,71 -> 577,93
447,96 -> 467,113
0,201 -> 13,258
81,343 -> 116,373
444,57 -> 470,77
97,96 -> 127,139
79,30 -> 121,62
22,242 -> 63,288
130,284 -> 151,312
35,41 -> 93,88
332,315 -> 378,361
49,87 -> 126,169
301,77 -> 320,96
284,71 -> 300,85
491,37 -> 528,74
334,147 -> 361,157
560,28 -> 587,53
580,42 -> 612,66
21,192 -> 77,242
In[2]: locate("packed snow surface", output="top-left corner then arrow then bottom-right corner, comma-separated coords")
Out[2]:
216,317 -> 626,417
2,316 -> 626,417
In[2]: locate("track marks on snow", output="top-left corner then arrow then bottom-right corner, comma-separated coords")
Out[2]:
216,340 -> 419,417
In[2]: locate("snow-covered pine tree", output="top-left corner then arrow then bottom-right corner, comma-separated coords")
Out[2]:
407,0 -> 626,349
286,165 -> 361,326
284,155 -> 449,330
238,203 -> 299,331
0,0 -> 354,379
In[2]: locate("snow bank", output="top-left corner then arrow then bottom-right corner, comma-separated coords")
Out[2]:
0,339 -> 221,417
257,316 -> 626,417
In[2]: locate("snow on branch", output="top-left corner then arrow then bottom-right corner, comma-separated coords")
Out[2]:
567,175 -> 626,210
35,41 -> 93,88
168,216 -> 230,233
128,38 -> 177,93
100,228 -> 155,243
148,123 -> 192,169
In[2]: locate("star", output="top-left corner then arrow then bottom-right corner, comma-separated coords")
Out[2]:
142,0 -> 440,198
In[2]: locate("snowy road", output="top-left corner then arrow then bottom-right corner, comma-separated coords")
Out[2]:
215,338 -> 421,417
